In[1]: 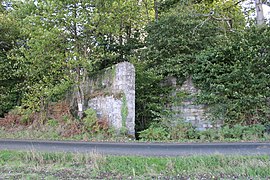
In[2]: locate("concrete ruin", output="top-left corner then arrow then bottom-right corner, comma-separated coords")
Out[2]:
167,77 -> 215,130
69,62 -> 215,136
70,62 -> 135,136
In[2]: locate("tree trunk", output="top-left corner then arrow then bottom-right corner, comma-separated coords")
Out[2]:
73,2 -> 84,119
154,0 -> 158,22
255,0 -> 265,25
76,69 -> 84,119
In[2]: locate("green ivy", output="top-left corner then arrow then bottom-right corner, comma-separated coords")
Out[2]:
121,95 -> 128,128
193,27 -> 270,125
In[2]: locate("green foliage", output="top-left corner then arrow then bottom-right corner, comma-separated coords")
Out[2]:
218,124 -> 266,141
1,0 -> 155,120
135,1 -> 269,129
0,13 -> 22,116
159,0 -> 191,13
120,126 -> 128,136
19,110 -> 32,125
134,61 -> 172,132
0,84 -> 22,117
139,124 -> 169,141
135,1 -> 245,131
139,119 -> 268,141
83,108 -> 98,133
0,0 -> 268,134
1,150 -> 270,179
142,3 -> 235,80
121,95 -> 128,127
242,124 -> 266,140
193,0 -> 245,29
0,1 -> 4,13
82,108 -> 117,138
10,26 -> 71,111
47,119 -> 59,127
139,114 -> 200,141
193,27 -> 270,124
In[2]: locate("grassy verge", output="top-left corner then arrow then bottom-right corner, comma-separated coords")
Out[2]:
0,126 -> 132,142
1,105 -> 270,143
0,150 -> 270,179
1,126 -> 270,143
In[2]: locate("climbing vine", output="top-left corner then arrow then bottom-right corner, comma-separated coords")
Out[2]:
193,27 -> 270,125
121,95 -> 128,128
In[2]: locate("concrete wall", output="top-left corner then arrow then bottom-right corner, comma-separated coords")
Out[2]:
69,62 -> 216,135
71,62 -> 135,136
169,77 -> 218,130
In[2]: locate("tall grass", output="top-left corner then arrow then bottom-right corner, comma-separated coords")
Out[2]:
0,150 -> 269,179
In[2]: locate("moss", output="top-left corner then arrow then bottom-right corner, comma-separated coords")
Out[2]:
111,65 -> 116,80
86,91 -> 124,100
87,64 -> 117,93
121,94 -> 128,128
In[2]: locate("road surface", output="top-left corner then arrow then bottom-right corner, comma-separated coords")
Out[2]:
1,139 -> 270,156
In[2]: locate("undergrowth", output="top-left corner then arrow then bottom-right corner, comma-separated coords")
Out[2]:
1,102 -> 270,143
0,103 -> 129,142
139,122 -> 270,142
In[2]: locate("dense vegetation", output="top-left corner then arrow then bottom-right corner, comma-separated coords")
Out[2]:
0,0 -> 270,140
135,0 -> 270,133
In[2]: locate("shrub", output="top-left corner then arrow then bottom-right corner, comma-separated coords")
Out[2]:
83,109 -> 116,138
199,128 -> 219,141
47,119 -> 59,127
83,108 -> 99,133
139,124 -> 169,141
242,124 -> 265,140
194,27 -> 270,125
169,122 -> 198,140
139,122 -> 268,142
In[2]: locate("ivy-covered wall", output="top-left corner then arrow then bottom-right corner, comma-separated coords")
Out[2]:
73,62 -> 135,136
171,77 -> 220,130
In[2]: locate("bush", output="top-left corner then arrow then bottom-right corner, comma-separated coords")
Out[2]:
169,122 -> 199,140
139,124 -> 169,141
242,124 -> 265,140
83,108 -> 99,133
82,109 -> 116,138
47,119 -> 59,127
199,128 -> 219,141
194,27 -> 270,125
139,122 -> 268,142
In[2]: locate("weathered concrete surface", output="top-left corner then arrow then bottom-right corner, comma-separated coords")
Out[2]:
169,77 -> 216,130
72,62 -> 135,136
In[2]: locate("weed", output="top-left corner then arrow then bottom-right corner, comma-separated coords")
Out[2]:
120,126 -> 128,136
83,108 -> 98,132
139,124 -> 169,141
1,150 -> 270,179
139,122 -> 270,142
62,115 -> 70,122
47,119 -> 59,127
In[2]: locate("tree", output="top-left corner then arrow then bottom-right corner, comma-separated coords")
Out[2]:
6,0 -> 154,119
193,27 -> 270,125
255,0 -> 265,25
0,9 -> 21,116
0,0 -> 4,12
135,0 -> 246,131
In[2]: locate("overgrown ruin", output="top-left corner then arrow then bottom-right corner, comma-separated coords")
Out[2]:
69,62 -> 135,136
163,76 -> 214,130
68,62 -> 218,137
171,77 -> 216,130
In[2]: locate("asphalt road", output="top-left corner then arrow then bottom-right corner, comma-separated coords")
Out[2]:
1,139 -> 270,156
